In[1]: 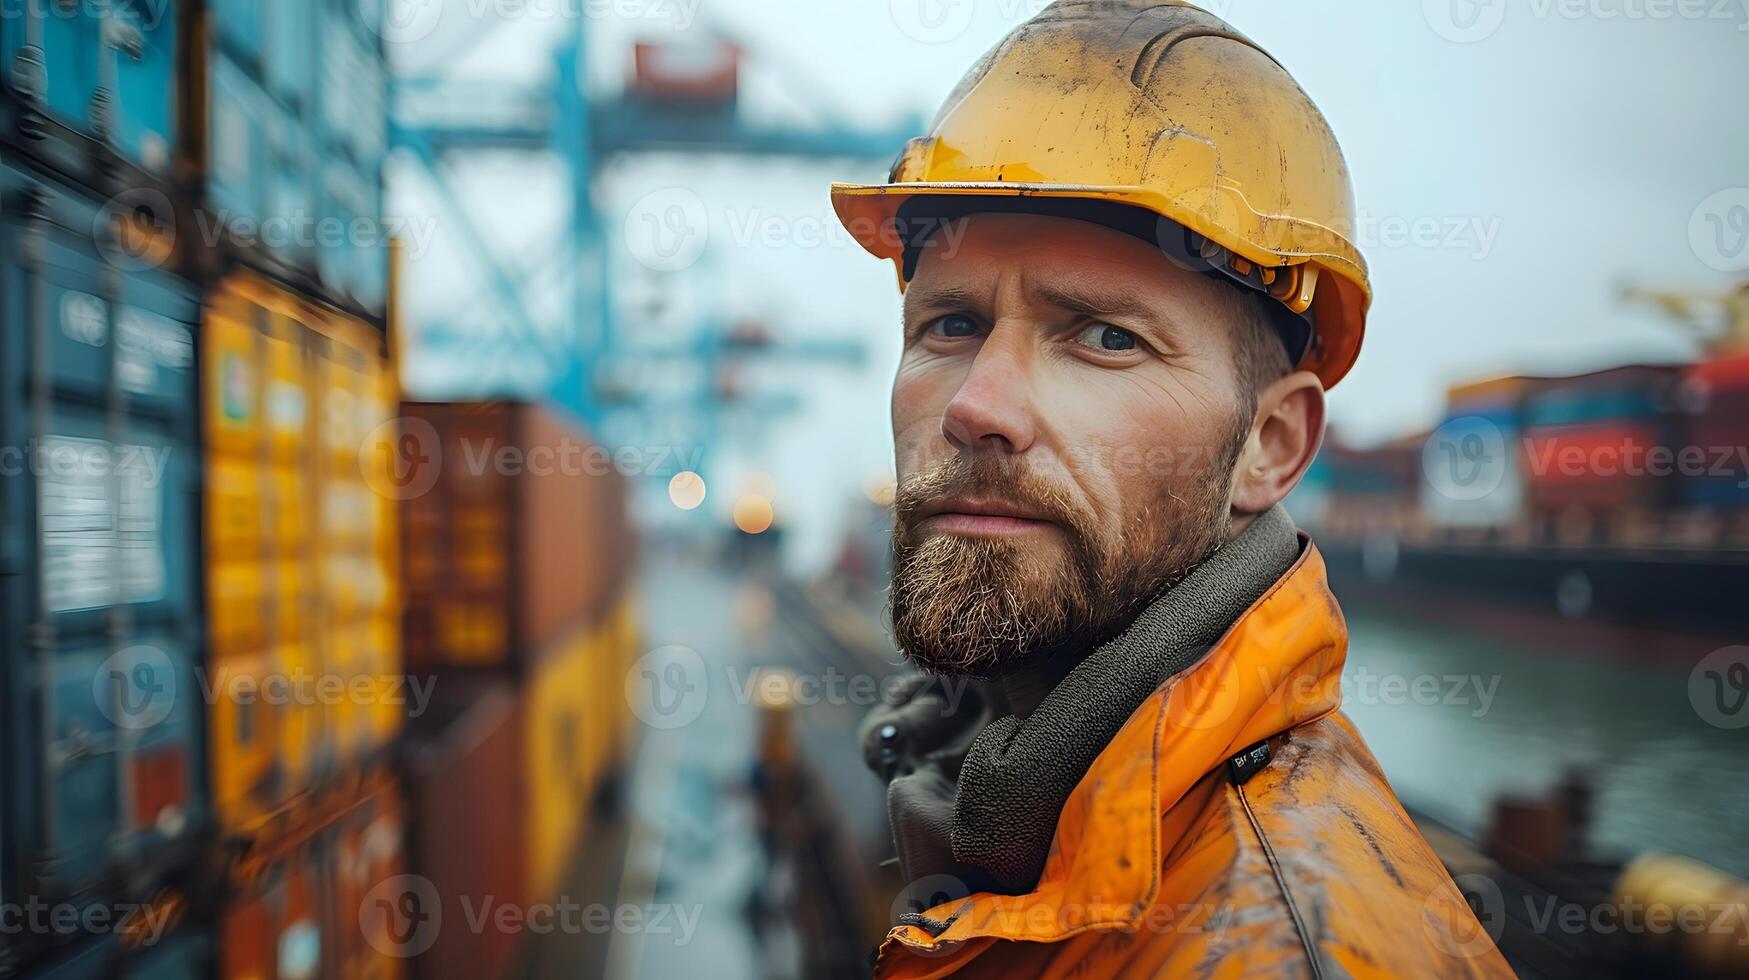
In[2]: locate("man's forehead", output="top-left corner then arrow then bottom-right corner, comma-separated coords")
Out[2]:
905,217 -> 1203,319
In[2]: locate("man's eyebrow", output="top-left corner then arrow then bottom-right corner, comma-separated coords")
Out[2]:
1030,280 -> 1167,327
902,283 -> 988,316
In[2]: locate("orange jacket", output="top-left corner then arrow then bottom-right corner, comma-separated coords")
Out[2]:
873,542 -> 1514,978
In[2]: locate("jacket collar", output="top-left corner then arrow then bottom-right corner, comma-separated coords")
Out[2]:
882,537 -> 1348,959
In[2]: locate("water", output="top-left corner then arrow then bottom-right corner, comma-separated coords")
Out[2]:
1341,605 -> 1749,877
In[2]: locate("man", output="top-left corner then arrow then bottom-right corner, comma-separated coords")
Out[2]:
832,2 -> 1512,977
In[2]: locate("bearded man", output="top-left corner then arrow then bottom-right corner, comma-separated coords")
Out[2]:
836,3 -> 1513,977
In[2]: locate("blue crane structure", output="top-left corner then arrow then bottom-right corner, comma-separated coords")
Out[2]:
389,28 -> 918,463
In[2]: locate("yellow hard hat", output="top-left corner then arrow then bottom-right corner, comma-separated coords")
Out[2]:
832,0 -> 1370,389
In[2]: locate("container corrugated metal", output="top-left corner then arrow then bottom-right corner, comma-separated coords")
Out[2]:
403,601 -> 640,976
405,679 -> 528,980
202,271 -> 401,834
1,161 -> 205,940
1683,361 -> 1749,509
1,0 -> 180,173
186,0 -> 389,319
401,401 -> 633,674
1521,364 -> 1683,428
24,927 -> 211,979
1522,422 -> 1674,512
222,779 -> 405,980
527,597 -> 640,904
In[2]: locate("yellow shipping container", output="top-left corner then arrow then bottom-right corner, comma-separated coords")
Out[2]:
521,594 -> 642,901
203,272 -> 403,835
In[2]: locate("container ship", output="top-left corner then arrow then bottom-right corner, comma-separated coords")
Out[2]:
1295,297 -> 1749,655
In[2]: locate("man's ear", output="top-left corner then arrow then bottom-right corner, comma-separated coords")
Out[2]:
1230,370 -> 1326,518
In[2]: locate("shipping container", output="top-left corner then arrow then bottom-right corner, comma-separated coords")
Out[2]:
1423,377 -> 1537,530
0,0 -> 180,174
402,599 -> 639,977
202,270 -> 401,835
1,159 -> 206,958
631,38 -> 741,105
1521,363 -> 1683,429
403,679 -> 528,980
184,0 -> 389,318
1682,355 -> 1749,510
400,401 -> 633,674
1521,421 -> 1675,513
222,778 -> 405,980
23,926 -> 211,979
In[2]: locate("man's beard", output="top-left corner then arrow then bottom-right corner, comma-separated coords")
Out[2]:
888,434 -> 1244,678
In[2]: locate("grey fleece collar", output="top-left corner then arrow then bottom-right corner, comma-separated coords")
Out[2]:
947,505 -> 1304,894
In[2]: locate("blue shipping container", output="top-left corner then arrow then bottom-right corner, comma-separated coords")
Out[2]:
25,926 -> 210,979
198,7 -> 387,315
1,159 -> 205,930
0,0 -> 179,174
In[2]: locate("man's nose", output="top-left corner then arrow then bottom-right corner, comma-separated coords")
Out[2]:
941,328 -> 1037,454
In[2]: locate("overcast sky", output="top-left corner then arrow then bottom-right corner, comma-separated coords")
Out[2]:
388,0 -> 1749,567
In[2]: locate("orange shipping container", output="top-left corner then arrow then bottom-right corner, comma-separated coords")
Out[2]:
399,402 -> 632,673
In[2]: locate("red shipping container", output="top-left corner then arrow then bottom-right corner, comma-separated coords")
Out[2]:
403,681 -> 527,980
1521,422 -> 1672,511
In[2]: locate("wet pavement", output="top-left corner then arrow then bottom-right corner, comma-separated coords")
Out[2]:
529,548 -> 898,979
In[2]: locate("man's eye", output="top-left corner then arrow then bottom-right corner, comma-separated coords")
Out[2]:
1074,323 -> 1138,352
925,314 -> 979,339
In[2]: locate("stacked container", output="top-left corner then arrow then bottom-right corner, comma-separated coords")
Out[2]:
201,270 -> 400,836
219,778 -> 406,980
0,158 -> 206,975
186,0 -> 389,317
397,401 -> 639,979
1519,364 -> 1686,520
4,0 -> 405,973
1683,354 -> 1749,512
1420,375 -> 1536,533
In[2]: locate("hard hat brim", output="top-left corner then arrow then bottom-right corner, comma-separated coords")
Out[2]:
831,181 -> 1367,390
